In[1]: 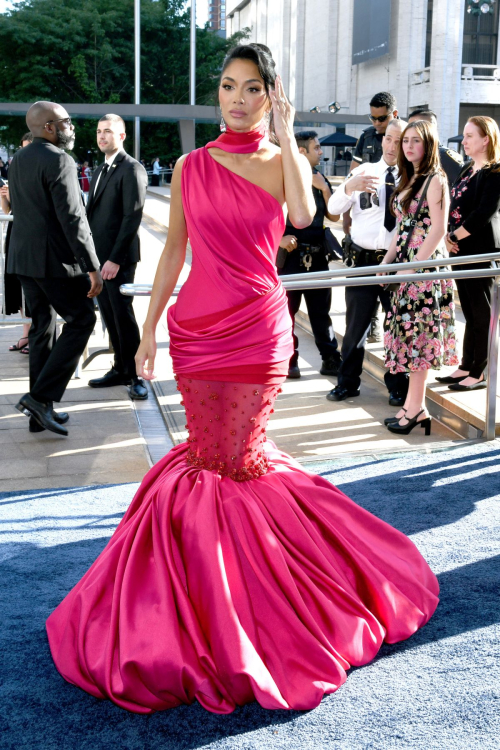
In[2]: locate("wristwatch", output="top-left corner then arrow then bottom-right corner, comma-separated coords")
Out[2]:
449,231 -> 459,244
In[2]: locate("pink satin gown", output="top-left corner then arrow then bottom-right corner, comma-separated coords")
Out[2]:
46,126 -> 439,715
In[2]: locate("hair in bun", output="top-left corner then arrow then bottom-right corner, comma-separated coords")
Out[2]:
220,43 -> 279,143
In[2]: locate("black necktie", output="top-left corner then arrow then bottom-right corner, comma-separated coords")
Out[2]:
93,163 -> 109,198
384,166 -> 396,232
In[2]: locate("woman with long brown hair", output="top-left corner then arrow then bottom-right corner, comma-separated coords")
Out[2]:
379,120 -> 458,434
437,115 -> 500,391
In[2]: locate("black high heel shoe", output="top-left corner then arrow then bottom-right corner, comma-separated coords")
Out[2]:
387,409 -> 432,436
384,408 -> 406,426
435,374 -> 467,384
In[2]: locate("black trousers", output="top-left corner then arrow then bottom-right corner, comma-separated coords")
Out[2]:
279,249 -> 340,367
338,276 -> 408,395
18,275 -> 96,403
97,263 -> 141,379
455,276 -> 493,379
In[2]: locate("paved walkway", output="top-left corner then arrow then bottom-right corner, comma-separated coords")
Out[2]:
3,193 -> 497,494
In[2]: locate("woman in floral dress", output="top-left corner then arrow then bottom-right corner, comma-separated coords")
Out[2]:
379,120 -> 458,435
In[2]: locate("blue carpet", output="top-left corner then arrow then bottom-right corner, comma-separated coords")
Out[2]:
1,442 -> 499,749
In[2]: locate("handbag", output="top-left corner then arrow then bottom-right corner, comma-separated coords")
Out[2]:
386,174 -> 434,293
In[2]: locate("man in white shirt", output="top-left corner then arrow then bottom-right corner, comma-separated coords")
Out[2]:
326,118 -> 408,403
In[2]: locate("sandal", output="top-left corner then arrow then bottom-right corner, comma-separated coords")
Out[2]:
21,345 -> 29,355
9,336 -> 29,351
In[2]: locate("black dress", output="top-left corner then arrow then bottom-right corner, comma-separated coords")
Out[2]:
449,164 -> 500,378
2,221 -> 27,316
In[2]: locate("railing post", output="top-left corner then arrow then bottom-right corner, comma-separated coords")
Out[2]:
485,278 -> 500,440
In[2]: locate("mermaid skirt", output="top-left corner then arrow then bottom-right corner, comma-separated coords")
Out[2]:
46,375 -> 439,714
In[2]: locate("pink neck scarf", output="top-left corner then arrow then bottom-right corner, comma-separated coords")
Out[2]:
206,121 -> 269,154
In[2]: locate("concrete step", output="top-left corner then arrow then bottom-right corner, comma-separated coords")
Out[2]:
297,280 -> 499,439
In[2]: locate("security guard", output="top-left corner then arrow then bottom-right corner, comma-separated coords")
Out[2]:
407,109 -> 463,187
278,130 -> 342,380
326,118 -> 409,404
350,92 -> 399,170
347,92 -> 399,342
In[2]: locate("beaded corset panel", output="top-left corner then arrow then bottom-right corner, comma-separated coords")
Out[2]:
176,376 -> 282,481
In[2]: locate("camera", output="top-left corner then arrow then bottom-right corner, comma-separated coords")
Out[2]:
359,190 -> 379,210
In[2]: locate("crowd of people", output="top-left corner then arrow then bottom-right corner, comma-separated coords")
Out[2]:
3,104 -> 148,435
74,156 -> 177,194
279,90 -> 500,437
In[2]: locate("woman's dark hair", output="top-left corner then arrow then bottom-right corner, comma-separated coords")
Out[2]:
392,120 -> 445,214
20,132 -> 33,146
220,43 -> 278,142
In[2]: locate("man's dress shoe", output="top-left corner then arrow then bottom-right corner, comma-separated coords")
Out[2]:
128,378 -> 148,400
326,385 -> 360,402
287,365 -> 301,379
320,357 -> 341,377
16,394 -> 68,436
388,391 -> 406,407
88,368 -> 129,388
29,411 -> 69,433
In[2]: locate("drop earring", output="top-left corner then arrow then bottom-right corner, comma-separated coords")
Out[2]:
263,110 -> 271,132
220,115 -> 226,133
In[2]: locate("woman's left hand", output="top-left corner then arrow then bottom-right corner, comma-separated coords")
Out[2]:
270,75 -> 295,143
444,234 -> 459,254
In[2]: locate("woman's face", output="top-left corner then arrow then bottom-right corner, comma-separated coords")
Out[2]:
463,122 -> 489,160
219,58 -> 271,132
402,127 -> 425,168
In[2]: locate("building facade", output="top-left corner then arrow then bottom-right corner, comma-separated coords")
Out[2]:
226,0 -> 500,145
208,0 -> 227,35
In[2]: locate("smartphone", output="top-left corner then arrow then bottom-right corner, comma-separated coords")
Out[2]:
0,178 -> 8,187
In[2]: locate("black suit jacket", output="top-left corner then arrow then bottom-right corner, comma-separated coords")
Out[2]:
450,163 -> 500,265
86,151 -> 148,266
7,138 -> 99,278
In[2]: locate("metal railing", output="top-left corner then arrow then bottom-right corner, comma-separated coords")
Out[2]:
120,253 -> 500,441
146,168 -> 173,187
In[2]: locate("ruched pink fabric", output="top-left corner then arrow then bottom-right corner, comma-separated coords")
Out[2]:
46,136 -> 439,715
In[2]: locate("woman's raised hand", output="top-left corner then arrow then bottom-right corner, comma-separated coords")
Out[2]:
270,74 -> 295,143
135,332 -> 157,381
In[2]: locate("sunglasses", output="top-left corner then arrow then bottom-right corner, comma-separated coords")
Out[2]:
369,114 -> 390,123
44,117 -> 72,128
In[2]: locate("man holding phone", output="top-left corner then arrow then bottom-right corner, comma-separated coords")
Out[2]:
326,118 -> 408,404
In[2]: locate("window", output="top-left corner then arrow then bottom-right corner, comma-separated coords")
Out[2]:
425,0 -> 433,68
462,2 -> 499,69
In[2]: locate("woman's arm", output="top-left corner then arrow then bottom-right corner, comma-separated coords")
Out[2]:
271,76 -> 315,229
0,185 -> 10,214
135,156 -> 188,380
377,232 -> 399,284
379,231 -> 398,268
410,175 -> 449,266
448,170 -> 500,245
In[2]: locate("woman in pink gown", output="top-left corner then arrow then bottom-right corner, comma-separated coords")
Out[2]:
46,44 -> 439,715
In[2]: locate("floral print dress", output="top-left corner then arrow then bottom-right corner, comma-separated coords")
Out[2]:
384,195 -> 459,374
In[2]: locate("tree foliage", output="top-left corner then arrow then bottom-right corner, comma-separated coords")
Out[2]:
0,0 -> 248,162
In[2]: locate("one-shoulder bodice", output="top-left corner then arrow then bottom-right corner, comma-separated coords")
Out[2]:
167,146 -> 293,382
175,147 -> 285,321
